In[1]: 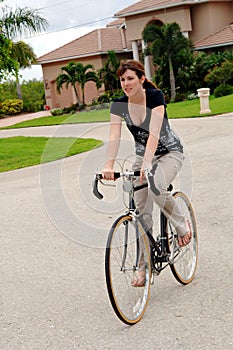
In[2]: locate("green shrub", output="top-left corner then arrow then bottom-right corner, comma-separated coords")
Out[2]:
78,104 -> 85,112
110,89 -> 124,101
173,92 -> 186,102
51,108 -> 64,116
0,102 -> 4,118
0,81 -> 17,102
0,80 -> 46,113
93,103 -> 110,110
97,92 -> 110,103
1,99 -> 23,115
21,80 -> 45,112
89,98 -> 98,106
214,84 -> 233,98
50,103 -> 80,116
23,98 -> 44,113
62,103 -> 79,114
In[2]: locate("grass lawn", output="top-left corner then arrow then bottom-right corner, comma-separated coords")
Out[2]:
0,136 -> 102,172
167,94 -> 233,118
1,108 -> 110,129
1,94 -> 232,130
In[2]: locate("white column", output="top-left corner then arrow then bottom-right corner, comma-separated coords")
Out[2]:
132,40 -> 139,61
142,40 -> 152,80
197,88 -> 211,114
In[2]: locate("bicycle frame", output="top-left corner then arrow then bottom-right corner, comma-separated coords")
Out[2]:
93,171 -> 174,274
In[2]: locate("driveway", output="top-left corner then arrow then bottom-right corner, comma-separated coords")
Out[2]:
0,113 -> 233,349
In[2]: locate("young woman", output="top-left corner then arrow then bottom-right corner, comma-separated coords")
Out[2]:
102,60 -> 192,286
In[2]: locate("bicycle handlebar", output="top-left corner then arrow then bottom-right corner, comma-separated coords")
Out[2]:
93,169 -> 172,200
93,171 -> 140,200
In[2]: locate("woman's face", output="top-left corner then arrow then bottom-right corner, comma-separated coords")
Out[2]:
119,69 -> 145,98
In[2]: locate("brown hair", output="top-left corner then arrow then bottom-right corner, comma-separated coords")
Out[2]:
116,59 -> 157,89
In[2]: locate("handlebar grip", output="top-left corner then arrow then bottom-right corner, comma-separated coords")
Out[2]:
92,172 -> 121,200
134,170 -> 141,177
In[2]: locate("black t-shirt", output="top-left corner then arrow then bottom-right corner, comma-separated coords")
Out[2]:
110,88 -> 183,156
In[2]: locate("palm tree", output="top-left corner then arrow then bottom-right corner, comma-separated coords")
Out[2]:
56,61 -> 100,105
142,22 -> 193,99
98,50 -> 120,94
11,41 -> 37,99
56,62 -> 80,103
0,3 -> 48,96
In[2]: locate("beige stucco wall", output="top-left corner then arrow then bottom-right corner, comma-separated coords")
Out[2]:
189,1 -> 233,42
125,6 -> 192,41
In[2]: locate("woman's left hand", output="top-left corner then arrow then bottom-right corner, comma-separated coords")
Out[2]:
140,160 -> 152,184
140,169 -> 146,185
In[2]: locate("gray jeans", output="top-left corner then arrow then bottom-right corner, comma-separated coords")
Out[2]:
133,151 -> 188,237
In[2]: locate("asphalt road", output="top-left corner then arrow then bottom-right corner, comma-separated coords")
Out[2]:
0,114 -> 233,349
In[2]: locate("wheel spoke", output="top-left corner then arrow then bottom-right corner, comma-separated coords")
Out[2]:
105,215 -> 151,324
167,192 -> 198,284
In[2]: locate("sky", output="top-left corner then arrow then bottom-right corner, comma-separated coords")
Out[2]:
2,0 -> 137,81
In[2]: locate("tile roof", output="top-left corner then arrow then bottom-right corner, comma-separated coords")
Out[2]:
106,18 -> 125,28
114,0 -> 195,17
195,24 -> 233,49
37,27 -> 131,64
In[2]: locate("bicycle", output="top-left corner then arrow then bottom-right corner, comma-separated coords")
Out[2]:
93,169 -> 198,325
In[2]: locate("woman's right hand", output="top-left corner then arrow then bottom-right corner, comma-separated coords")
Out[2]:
101,168 -> 115,181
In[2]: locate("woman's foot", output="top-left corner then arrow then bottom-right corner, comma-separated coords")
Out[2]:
178,221 -> 192,247
131,270 -> 146,287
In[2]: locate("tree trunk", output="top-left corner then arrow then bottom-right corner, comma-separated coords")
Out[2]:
168,56 -> 176,100
82,88 -> 85,105
16,73 -> 23,100
73,85 -> 80,104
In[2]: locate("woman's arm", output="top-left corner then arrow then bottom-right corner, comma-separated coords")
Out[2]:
102,113 -> 122,180
140,105 -> 164,183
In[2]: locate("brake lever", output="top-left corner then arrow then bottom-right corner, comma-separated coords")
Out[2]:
93,174 -> 103,200
93,172 -> 122,200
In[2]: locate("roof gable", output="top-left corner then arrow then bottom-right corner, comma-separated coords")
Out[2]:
114,0 -> 195,17
37,27 -> 131,64
106,18 -> 125,28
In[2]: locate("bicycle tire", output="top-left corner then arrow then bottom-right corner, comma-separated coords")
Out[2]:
166,192 -> 198,285
105,214 -> 151,325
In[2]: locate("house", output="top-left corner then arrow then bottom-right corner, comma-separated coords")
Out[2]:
37,0 -> 233,109
37,27 -> 132,108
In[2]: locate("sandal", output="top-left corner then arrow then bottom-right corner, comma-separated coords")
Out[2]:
178,220 -> 192,247
131,270 -> 146,287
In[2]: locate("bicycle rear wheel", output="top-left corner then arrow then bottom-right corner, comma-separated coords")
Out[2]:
105,215 -> 151,325
167,192 -> 198,284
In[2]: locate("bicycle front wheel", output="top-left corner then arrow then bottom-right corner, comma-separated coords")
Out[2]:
105,215 -> 151,325
167,192 -> 198,285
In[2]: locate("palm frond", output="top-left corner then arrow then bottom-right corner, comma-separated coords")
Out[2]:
1,6 -> 48,39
